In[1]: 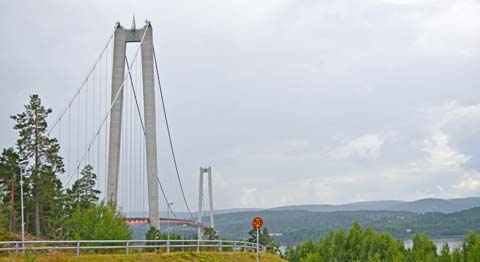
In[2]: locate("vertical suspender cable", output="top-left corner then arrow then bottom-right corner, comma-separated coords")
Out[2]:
48,31 -> 114,136
85,76 -> 89,164
104,43 -> 109,195
77,91 -> 80,179
92,69 -> 96,167
125,54 -> 176,217
98,53 -> 102,175
68,107 -> 71,176
64,25 -> 149,187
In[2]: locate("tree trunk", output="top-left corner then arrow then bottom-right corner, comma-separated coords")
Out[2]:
9,174 -> 16,232
34,110 -> 41,236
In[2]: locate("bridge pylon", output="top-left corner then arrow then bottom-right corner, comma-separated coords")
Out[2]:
107,20 -> 160,229
198,167 -> 214,239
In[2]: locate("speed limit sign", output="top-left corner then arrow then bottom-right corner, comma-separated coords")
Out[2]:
252,216 -> 264,229
252,216 -> 264,262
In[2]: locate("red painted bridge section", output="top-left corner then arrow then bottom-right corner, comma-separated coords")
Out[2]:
126,218 -> 206,228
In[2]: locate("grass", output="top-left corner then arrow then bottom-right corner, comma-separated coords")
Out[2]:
0,251 -> 286,262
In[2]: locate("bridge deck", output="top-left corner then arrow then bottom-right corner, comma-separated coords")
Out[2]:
126,218 -> 206,228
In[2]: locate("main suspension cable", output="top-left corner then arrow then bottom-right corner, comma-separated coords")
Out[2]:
48,30 -> 115,136
126,49 -> 176,218
153,45 -> 194,219
65,25 -> 149,186
125,56 -> 146,135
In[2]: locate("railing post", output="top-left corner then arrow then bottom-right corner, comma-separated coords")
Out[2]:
76,241 -> 80,256
243,242 -> 246,252
233,241 -> 237,252
218,240 -> 222,252
197,239 -> 200,252
15,242 -> 19,257
126,241 -> 129,254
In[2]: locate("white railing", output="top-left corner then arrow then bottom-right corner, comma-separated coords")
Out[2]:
0,239 -> 266,256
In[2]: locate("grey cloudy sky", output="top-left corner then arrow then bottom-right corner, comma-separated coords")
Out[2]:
1,0 -> 480,211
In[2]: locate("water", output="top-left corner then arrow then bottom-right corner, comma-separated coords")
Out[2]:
403,238 -> 464,253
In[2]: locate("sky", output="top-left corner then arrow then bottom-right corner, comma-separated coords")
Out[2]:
1,0 -> 480,211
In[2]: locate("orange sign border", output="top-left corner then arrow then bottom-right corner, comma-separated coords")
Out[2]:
252,216 -> 264,229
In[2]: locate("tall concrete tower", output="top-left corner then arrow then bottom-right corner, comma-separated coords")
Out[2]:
107,20 -> 160,228
198,167 -> 214,239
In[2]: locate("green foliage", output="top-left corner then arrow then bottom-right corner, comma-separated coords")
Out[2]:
0,148 -> 21,232
451,248 -> 462,262
301,252 -> 323,262
464,231 -> 480,262
204,226 -> 219,240
146,226 -> 162,240
410,234 -> 437,261
247,227 -> 280,254
144,226 -> 185,251
288,224 -> 407,262
65,164 -> 100,212
0,204 -> 8,230
61,201 -> 131,240
439,243 -> 451,262
287,224 -> 480,262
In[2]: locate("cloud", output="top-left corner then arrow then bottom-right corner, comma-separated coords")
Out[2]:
239,187 -> 258,207
453,171 -> 480,193
330,134 -> 384,160
2,0 -> 480,210
377,0 -> 438,6
430,102 -> 480,129
423,132 -> 470,169
252,139 -> 315,161
415,0 -> 480,56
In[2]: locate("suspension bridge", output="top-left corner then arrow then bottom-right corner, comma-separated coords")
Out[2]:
46,19 -> 214,237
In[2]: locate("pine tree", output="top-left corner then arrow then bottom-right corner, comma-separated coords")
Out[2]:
247,227 -> 279,253
0,148 -> 21,232
11,94 -> 65,236
439,242 -> 451,262
203,226 -> 218,240
145,226 -> 161,240
66,165 -> 100,213
346,222 -> 362,261
451,248 -> 463,262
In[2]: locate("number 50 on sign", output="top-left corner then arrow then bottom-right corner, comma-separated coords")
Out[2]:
252,216 -> 263,229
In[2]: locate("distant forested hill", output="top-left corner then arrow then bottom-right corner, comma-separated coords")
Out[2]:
213,207 -> 480,244
268,197 -> 480,214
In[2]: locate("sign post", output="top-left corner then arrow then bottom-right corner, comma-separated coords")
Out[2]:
252,216 -> 264,262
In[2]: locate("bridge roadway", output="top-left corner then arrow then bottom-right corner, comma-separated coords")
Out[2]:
126,217 -> 206,228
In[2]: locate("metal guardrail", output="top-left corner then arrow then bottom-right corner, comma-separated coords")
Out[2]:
0,239 -> 266,256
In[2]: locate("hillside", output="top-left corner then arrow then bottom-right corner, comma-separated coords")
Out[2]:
386,198 -> 464,213
212,207 -> 480,244
270,200 -> 404,212
268,197 -> 480,214
125,197 -> 480,220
